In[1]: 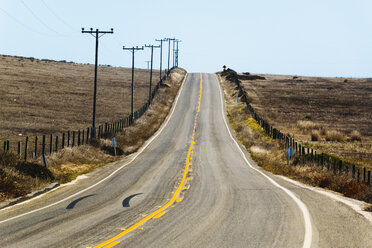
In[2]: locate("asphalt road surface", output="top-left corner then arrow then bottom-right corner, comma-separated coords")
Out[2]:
0,73 -> 371,248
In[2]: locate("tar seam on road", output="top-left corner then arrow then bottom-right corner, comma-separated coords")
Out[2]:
0,73 -> 189,225
216,74 -> 313,248
89,73 -> 203,248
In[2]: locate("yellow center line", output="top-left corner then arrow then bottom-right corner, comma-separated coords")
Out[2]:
101,241 -> 120,248
90,73 -> 203,248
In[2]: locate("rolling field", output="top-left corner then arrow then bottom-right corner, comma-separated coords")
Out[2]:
238,73 -> 372,168
0,55 -> 161,143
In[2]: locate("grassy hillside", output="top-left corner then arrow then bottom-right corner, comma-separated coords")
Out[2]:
237,72 -> 372,168
0,55 -> 162,143
0,59 -> 185,202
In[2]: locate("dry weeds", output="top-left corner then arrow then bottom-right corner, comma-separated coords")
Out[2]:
350,130 -> 362,142
236,71 -> 372,169
218,72 -> 372,206
297,120 -> 317,131
0,67 -> 186,202
311,130 -> 321,141
0,55 -> 162,144
325,130 -> 347,142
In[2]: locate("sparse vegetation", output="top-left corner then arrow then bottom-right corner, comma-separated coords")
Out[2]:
233,70 -> 372,170
297,120 -> 317,131
325,130 -> 346,142
0,64 -> 186,202
218,71 -> 372,206
0,54 -> 163,143
350,130 -> 362,142
311,130 -> 321,141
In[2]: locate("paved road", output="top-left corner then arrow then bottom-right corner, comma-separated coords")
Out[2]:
0,73 -> 371,248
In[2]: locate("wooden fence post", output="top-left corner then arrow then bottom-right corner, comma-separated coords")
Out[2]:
49,134 -> 53,154
352,165 -> 356,179
82,130 -> 85,145
72,131 -> 75,147
333,159 -> 337,175
55,135 -> 58,153
339,160 -> 343,175
17,141 -> 21,158
34,136 -> 38,157
42,135 -> 46,155
357,169 -> 360,182
67,131 -> 70,147
363,168 -> 366,183
24,136 -> 28,161
78,130 -> 81,146
62,133 -> 65,149
368,171 -> 371,186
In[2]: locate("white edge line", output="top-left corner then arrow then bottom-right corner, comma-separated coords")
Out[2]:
215,74 -> 312,248
0,73 -> 189,225
277,175 -> 372,223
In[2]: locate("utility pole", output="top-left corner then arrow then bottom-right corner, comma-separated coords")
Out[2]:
145,61 -> 151,69
82,27 -> 113,138
123,46 -> 144,121
175,39 -> 181,67
155,38 -> 166,81
145,44 -> 160,104
165,38 -> 175,72
172,39 -> 176,68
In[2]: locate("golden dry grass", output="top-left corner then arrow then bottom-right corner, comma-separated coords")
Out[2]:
325,130 -> 347,142
0,66 -> 186,202
236,72 -> 372,169
0,55 -> 163,145
218,73 -> 372,206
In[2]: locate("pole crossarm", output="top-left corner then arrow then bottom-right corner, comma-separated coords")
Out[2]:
123,46 -> 144,52
145,44 -> 161,49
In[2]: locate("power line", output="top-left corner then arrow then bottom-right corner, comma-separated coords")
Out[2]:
20,0 -> 61,35
0,6 -> 51,36
40,0 -> 75,31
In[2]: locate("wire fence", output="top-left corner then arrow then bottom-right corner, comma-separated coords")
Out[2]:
227,71 -> 371,186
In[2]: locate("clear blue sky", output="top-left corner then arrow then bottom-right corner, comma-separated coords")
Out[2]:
1,0 -> 371,77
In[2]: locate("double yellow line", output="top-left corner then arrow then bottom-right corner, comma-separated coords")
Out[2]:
89,73 -> 203,248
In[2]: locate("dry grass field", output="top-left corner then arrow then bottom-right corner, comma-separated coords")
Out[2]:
0,62 -> 185,202
238,73 -> 372,169
218,71 -> 371,205
0,55 -> 162,144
